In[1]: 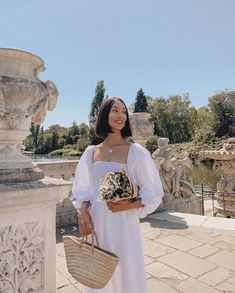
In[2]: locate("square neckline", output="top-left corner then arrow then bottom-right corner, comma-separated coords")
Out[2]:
91,143 -> 133,165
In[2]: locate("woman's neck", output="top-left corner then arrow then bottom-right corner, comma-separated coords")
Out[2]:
104,133 -> 126,146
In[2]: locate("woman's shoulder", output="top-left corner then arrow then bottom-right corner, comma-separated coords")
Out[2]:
83,145 -> 95,153
80,145 -> 95,161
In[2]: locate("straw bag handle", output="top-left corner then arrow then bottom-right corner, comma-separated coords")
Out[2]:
84,229 -> 100,253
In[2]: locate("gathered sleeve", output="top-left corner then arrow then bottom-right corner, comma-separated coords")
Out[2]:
72,146 -> 94,209
130,143 -> 164,219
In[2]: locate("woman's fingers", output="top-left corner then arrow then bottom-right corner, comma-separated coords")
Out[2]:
78,213 -> 94,237
89,214 -> 94,229
79,221 -> 90,236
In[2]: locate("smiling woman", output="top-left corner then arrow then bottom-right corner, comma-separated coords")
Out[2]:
72,97 -> 164,293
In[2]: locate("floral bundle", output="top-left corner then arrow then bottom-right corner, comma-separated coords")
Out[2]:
99,168 -> 137,201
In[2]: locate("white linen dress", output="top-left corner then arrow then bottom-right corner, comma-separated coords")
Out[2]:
72,143 -> 164,293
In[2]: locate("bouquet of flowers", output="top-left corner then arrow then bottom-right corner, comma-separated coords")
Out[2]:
99,168 -> 137,201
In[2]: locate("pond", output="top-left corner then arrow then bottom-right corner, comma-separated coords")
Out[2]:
188,163 -> 222,197
26,154 -> 80,162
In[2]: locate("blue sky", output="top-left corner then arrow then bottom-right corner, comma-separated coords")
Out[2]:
1,0 -> 235,128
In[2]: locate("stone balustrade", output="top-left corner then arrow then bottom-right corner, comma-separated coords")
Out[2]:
37,160 -> 79,227
37,160 -> 78,181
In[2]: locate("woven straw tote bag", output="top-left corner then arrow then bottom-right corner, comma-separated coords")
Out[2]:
63,229 -> 119,289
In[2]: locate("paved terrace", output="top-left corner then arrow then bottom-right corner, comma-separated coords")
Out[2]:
56,212 -> 235,293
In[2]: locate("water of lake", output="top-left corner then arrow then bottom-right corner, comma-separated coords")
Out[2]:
28,154 -> 80,162
188,163 -> 222,197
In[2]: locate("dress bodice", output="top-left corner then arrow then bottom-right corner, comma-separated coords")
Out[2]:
92,161 -> 128,182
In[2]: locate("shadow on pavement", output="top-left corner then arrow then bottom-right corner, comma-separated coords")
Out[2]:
141,211 -> 189,230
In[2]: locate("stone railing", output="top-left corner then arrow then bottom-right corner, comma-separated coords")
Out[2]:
37,160 -> 78,227
37,160 -> 78,181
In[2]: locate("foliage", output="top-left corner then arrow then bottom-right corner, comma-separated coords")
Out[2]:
208,90 -> 235,138
89,80 -> 105,126
193,107 -> 215,144
29,123 -> 41,150
48,149 -> 64,157
170,137 -> 226,162
24,121 -> 91,156
76,138 -> 90,152
88,80 -> 106,144
145,136 -> 159,154
48,148 -> 83,157
148,94 -> 196,143
133,88 -> 148,112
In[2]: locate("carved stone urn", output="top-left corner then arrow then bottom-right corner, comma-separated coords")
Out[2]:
0,48 -> 58,183
130,112 -> 154,146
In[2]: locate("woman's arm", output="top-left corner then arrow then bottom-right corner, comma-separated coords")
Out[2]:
131,144 -> 164,218
77,201 -> 94,236
106,197 -> 144,213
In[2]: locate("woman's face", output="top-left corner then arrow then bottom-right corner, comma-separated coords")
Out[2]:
108,100 -> 127,133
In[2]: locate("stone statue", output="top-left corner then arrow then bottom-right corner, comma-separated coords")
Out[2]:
153,137 -> 195,202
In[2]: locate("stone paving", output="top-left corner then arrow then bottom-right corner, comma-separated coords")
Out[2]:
56,212 -> 235,293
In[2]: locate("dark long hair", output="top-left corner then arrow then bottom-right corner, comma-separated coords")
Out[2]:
95,97 -> 132,139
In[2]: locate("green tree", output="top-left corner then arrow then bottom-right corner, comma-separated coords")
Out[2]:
167,95 -> 195,143
78,122 -> 89,139
193,107 -> 215,144
89,80 -> 106,126
51,130 -> 59,150
68,121 -> 80,144
148,97 -> 169,138
70,121 -> 80,137
133,88 -> 148,112
145,136 -> 159,153
208,90 -> 235,138
89,80 -> 106,144
30,123 -> 41,150
148,94 -> 196,143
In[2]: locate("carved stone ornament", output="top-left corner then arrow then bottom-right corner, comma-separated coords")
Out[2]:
0,48 -> 59,183
0,221 -> 44,293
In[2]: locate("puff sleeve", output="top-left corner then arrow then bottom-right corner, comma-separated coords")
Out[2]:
72,146 -> 94,209
130,143 -> 164,219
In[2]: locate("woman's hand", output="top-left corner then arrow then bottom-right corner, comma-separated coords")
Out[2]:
106,198 -> 144,213
77,201 -> 94,237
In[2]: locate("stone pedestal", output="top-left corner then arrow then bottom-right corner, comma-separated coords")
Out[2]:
159,194 -> 202,215
0,178 -> 71,293
130,112 -> 154,146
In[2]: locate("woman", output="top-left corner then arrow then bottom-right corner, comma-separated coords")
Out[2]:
72,97 -> 164,293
